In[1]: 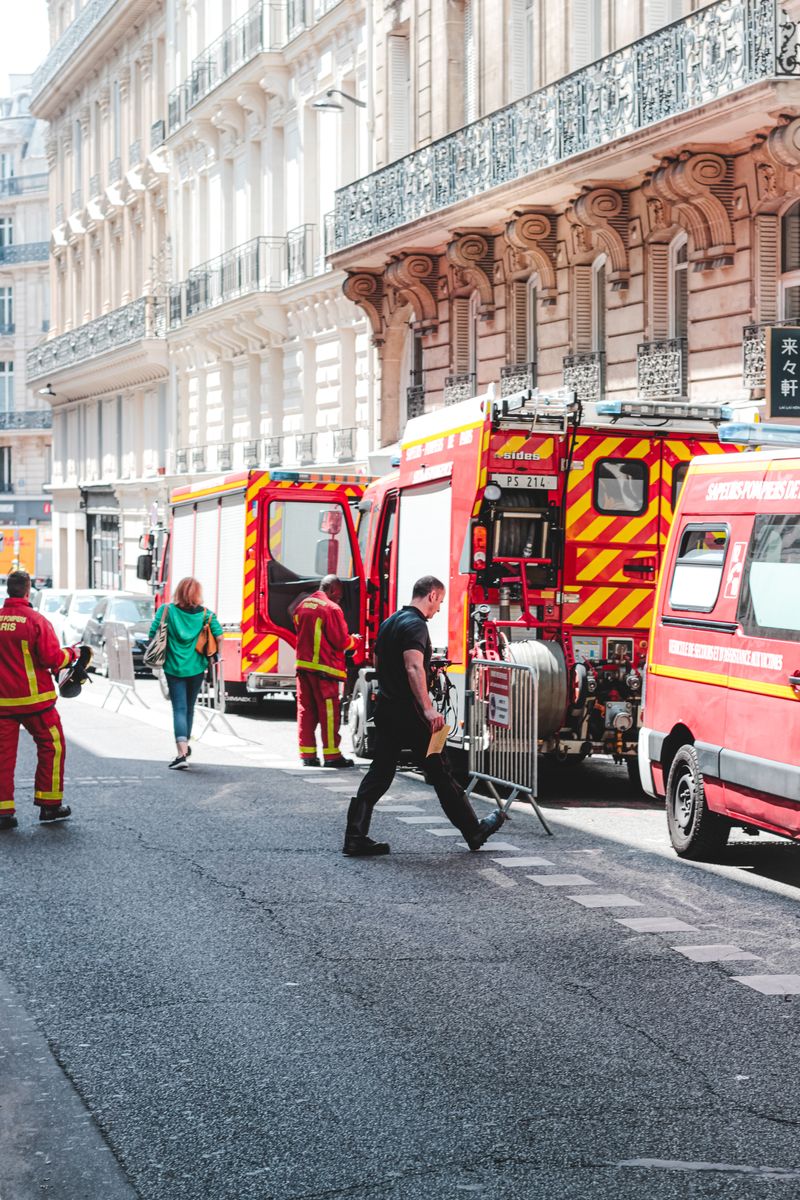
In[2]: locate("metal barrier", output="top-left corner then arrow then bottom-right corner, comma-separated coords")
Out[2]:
101,623 -> 149,712
464,658 -> 552,835
194,655 -> 241,740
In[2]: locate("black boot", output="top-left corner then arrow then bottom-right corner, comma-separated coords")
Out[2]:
343,795 -> 389,856
39,804 -> 72,823
465,808 -> 507,852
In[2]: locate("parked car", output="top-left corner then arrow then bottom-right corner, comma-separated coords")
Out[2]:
52,590 -> 111,646
32,588 -> 72,629
83,593 -> 155,675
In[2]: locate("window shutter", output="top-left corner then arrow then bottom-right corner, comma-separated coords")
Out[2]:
464,0 -> 477,123
452,298 -> 472,373
756,214 -> 779,324
644,0 -> 682,34
508,281 -> 528,363
387,34 -> 410,161
508,0 -> 527,101
571,0 -> 592,69
573,265 -> 593,352
649,243 -> 670,340
593,261 -> 606,352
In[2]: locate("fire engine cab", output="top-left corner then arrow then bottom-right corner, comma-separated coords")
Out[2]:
640,421 -> 800,857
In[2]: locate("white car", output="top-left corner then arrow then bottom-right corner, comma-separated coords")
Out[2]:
33,588 -> 72,632
52,590 -> 110,646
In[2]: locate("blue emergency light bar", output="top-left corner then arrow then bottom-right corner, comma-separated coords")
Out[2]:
597,399 -> 734,421
719,422 -> 800,447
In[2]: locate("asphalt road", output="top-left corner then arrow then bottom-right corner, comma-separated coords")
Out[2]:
1,677 -> 799,1200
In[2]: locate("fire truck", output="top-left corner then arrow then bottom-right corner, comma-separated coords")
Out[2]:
327,388 -> 738,777
150,469 -> 369,699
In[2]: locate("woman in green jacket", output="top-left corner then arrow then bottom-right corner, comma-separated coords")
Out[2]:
148,576 -> 223,770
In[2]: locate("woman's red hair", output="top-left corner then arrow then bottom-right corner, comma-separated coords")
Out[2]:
173,576 -> 203,609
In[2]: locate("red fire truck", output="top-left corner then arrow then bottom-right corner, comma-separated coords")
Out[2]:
251,388 -> 738,775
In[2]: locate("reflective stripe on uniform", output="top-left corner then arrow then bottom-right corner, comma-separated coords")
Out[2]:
0,798 -> 14,811
0,690 -> 57,707
295,660 -> 346,679
312,618 -> 323,667
324,698 -> 335,753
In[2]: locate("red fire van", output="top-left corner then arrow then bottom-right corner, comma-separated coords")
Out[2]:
639,423 -> 800,858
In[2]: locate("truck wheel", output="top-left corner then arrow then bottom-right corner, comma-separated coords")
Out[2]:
348,676 -> 374,759
666,744 -> 730,860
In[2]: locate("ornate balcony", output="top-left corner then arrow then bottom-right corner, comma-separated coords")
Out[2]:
71,188 -> 82,212
0,174 -> 48,198
334,427 -> 355,462
500,362 -> 537,397
31,0 -> 117,105
217,442 -> 233,472
406,384 -> 425,420
175,448 -> 189,475
637,338 -> 687,398
0,410 -> 53,431
740,322 -> 797,389
264,436 -> 283,466
150,120 -> 166,151
26,296 -> 167,388
108,158 -> 122,184
190,445 -> 207,473
443,373 -> 476,406
286,224 -> 314,285
0,243 -> 49,265
174,237 -> 286,326
563,352 -> 605,403
89,174 -> 101,200
243,438 -> 261,467
298,432 -> 316,465
334,0 -> 800,252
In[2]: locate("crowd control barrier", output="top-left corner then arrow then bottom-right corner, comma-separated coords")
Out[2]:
101,622 -> 149,712
464,658 -> 552,835
194,655 -> 240,740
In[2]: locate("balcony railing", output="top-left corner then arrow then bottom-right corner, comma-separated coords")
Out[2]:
129,140 -> 142,168
318,210 -> 335,274
217,442 -> 233,472
637,338 -> 687,398
175,448 -> 189,474
297,432 -> 316,465
563,351 -> 605,403
55,203 -> 64,225
108,157 -> 122,184
31,0 -> 118,104
26,296 -> 166,382
0,410 -> 53,430
190,445 -> 207,473
168,1 -> 288,134
151,120 -> 166,151
264,436 -> 283,466
71,187 -> 82,212
406,384 -> 425,420
740,321 -> 800,389
0,243 -> 49,265
0,174 -> 48,198
500,362 -> 536,397
89,174 -> 101,199
443,373 -> 476,406
286,224 -> 314,284
243,438 -> 261,467
172,237 -> 286,326
334,427 -> 355,462
334,0 -> 800,252
0,323 -> 14,336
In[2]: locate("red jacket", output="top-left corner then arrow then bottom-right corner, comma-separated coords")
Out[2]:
293,590 -> 355,681
0,597 -> 75,714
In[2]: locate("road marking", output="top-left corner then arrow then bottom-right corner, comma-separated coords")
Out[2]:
456,840 -> 522,852
526,874 -> 597,887
491,855 -> 555,868
427,828 -> 464,837
396,815 -> 452,824
731,974 -> 800,995
616,916 -> 699,933
673,944 -> 761,963
380,805 -> 424,813
568,893 -> 644,908
323,785 -> 359,792
616,1159 -> 800,1180
477,868 -> 517,890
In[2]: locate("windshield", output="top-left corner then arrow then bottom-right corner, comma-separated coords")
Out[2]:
108,598 -> 154,623
43,593 -> 70,613
74,594 -> 105,614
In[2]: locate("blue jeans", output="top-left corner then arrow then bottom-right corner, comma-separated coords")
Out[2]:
165,672 -> 205,742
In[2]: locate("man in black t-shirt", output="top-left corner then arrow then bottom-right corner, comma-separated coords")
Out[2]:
343,575 -> 506,857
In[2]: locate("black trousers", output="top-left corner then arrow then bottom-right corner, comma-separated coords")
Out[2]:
349,704 -> 480,839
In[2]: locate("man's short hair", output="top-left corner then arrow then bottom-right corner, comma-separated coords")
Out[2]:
7,570 -> 31,598
320,574 -> 342,595
412,575 -> 445,599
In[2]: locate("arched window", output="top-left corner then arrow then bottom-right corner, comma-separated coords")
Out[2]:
781,201 -> 800,320
670,235 -> 688,339
592,255 -> 606,353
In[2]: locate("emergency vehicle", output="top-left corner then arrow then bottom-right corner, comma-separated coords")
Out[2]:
156,470 -> 368,699
639,422 -> 800,857
254,387 -> 737,773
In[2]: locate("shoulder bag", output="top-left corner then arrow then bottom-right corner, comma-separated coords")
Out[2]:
143,604 -> 169,670
195,609 -> 218,657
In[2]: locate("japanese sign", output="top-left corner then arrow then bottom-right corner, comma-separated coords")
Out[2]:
766,326 -> 800,418
487,666 -> 511,728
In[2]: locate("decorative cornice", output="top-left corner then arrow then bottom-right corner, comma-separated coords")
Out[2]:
445,230 -> 495,314
342,270 -> 385,344
385,252 -> 439,332
644,152 -> 735,269
750,115 -> 800,212
566,187 -> 630,288
503,210 -> 558,301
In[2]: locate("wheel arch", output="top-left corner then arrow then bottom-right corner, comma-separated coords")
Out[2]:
661,724 -> 694,786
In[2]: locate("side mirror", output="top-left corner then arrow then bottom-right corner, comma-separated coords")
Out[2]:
136,553 -> 153,581
319,508 -> 343,535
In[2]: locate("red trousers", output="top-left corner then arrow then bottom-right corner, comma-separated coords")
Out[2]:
296,671 -> 342,762
0,707 -> 67,817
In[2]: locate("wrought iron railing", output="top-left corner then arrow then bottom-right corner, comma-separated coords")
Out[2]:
108,157 -> 122,184
0,174 -> 48,197
71,187 -> 82,211
129,140 -> 142,168
0,243 -> 49,265
89,174 -> 101,199
217,442 -> 233,471
286,224 -> 314,284
741,321 -> 800,388
175,448 -> 189,474
150,120 -> 166,150
334,427 -> 355,462
637,338 -> 687,398
264,436 -> 283,466
563,351 -> 605,403
173,237 -> 286,326
190,445 -> 207,473
243,438 -> 261,467
168,1 -> 288,133
26,296 -> 166,382
500,362 -> 537,397
443,373 -> 476,406
297,431 -> 316,464
334,0 -> 800,252
0,410 -> 53,430
406,384 -> 425,420
31,0 -> 117,103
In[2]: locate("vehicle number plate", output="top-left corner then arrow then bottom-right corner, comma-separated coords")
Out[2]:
491,473 -> 558,490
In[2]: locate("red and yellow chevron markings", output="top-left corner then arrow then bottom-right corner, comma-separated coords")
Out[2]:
574,547 -> 655,586
567,435 -> 659,544
241,472 -> 279,676
564,586 -> 653,629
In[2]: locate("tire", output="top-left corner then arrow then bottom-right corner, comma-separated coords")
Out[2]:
665,743 -> 730,860
348,675 -> 375,759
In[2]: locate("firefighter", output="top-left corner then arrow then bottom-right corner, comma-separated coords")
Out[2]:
343,575 -> 507,856
0,570 -> 78,830
293,574 -> 361,768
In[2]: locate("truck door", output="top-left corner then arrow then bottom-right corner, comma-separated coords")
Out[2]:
258,487 -> 365,645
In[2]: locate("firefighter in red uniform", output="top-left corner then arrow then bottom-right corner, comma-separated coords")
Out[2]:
294,574 -> 361,768
0,570 -> 77,830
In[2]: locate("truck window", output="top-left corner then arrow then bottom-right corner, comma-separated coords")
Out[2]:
268,500 -> 353,578
668,525 -> 728,612
737,514 -> 800,641
671,462 -> 689,510
356,499 -> 372,562
594,459 -> 648,515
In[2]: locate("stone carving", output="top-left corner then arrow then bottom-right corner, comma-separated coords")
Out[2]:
566,187 -> 630,288
385,252 -> 439,332
503,210 -> 557,302
342,270 -> 385,343
644,152 -> 735,269
445,231 -> 495,315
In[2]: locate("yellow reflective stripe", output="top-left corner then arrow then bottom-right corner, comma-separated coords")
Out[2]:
35,789 -> 64,801
324,699 -> 335,753
299,744 -> 318,754
50,723 -> 63,798
21,640 -> 37,696
59,648 -> 71,669
295,660 -> 346,679
0,799 -> 14,811
648,662 -> 795,699
0,691 -> 57,706
312,618 -> 323,666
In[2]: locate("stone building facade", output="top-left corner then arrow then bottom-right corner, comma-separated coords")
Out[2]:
333,0 -> 800,441
0,78 -> 52,548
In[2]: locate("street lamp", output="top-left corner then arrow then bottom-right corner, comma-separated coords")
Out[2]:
312,89 -> 366,111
